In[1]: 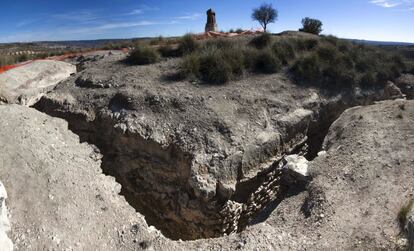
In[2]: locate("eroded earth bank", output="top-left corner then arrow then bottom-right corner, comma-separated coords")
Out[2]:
0,51 -> 413,250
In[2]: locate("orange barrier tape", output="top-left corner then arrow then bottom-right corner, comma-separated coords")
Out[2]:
0,48 -> 129,74
0,31 -> 260,74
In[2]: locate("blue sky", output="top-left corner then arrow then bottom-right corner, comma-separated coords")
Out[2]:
1,0 -> 413,43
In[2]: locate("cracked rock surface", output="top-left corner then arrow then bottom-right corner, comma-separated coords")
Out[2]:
1,95 -> 413,250
0,105 -> 159,250
0,181 -> 13,251
0,60 -> 76,106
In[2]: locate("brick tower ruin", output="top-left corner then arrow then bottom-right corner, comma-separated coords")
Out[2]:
205,9 -> 218,32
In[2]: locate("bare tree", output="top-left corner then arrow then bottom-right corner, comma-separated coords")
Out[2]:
252,3 -> 278,32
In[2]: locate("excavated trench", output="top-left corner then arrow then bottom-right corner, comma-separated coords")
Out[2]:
33,90 -> 382,240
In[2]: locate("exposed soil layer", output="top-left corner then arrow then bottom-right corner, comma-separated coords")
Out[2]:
34,51 -> 407,240
3,99 -> 413,250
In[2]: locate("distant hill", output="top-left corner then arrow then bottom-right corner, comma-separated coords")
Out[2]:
348,39 -> 414,47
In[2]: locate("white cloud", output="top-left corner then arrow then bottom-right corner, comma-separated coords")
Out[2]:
52,10 -> 102,22
62,21 -> 158,35
370,0 -> 414,8
16,19 -> 38,28
125,9 -> 143,15
176,13 -> 202,21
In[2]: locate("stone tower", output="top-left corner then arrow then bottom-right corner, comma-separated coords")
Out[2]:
205,9 -> 218,32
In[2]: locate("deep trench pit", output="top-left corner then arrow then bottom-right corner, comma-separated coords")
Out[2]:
32,97 -> 343,241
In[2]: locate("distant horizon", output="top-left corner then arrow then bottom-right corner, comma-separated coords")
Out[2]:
2,0 -> 414,43
2,31 -> 414,46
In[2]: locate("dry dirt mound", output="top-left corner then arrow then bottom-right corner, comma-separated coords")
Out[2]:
0,60 -> 75,106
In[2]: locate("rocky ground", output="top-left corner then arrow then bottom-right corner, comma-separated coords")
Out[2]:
35,49 -> 412,240
0,43 -> 413,250
1,99 -> 413,250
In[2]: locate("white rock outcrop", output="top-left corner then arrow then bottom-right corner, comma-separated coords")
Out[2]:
408,206 -> 414,251
283,154 -> 310,179
0,60 -> 76,106
0,181 -> 13,251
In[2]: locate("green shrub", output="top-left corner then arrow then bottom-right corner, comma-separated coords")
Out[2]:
391,54 -> 407,71
180,53 -> 200,79
17,54 -> 29,62
199,51 -> 232,84
291,55 -> 321,83
250,33 -> 273,49
337,41 -> 351,53
272,41 -> 296,64
178,34 -> 200,55
398,199 -> 413,231
150,36 -> 164,45
323,35 -> 339,46
221,47 -> 245,76
299,17 -> 323,35
360,72 -> 377,87
127,46 -> 160,65
205,38 -> 234,50
376,68 -> 395,84
294,38 -> 319,51
235,28 -> 244,34
158,45 -> 180,58
242,47 -> 260,70
317,45 -> 340,62
322,66 -> 356,87
355,58 -> 376,72
253,49 -> 282,74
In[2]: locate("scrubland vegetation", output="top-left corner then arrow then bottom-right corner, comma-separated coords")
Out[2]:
126,32 -> 411,88
0,51 -> 67,67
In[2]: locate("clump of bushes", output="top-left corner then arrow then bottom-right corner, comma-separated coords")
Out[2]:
294,38 -> 319,51
126,46 -> 160,65
205,38 -> 234,50
179,35 -> 290,84
149,36 -> 164,46
398,199 -> 413,231
272,40 -> 296,64
291,38 -> 407,88
158,45 -> 180,58
179,54 -> 200,79
322,35 -> 339,46
177,34 -> 200,56
250,33 -> 273,49
199,52 -> 233,84
180,45 -> 246,85
252,49 -> 282,73
235,28 -> 244,34
291,55 -> 321,82
171,32 -> 409,87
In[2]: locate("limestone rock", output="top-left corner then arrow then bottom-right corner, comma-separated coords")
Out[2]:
282,154 -> 310,180
408,206 -> 414,251
396,74 -> 414,99
0,60 -> 76,106
382,81 -> 404,100
0,105 -> 152,250
0,182 -> 13,251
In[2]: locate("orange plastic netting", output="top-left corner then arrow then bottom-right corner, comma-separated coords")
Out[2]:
0,31 -> 260,74
0,49 -> 128,74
